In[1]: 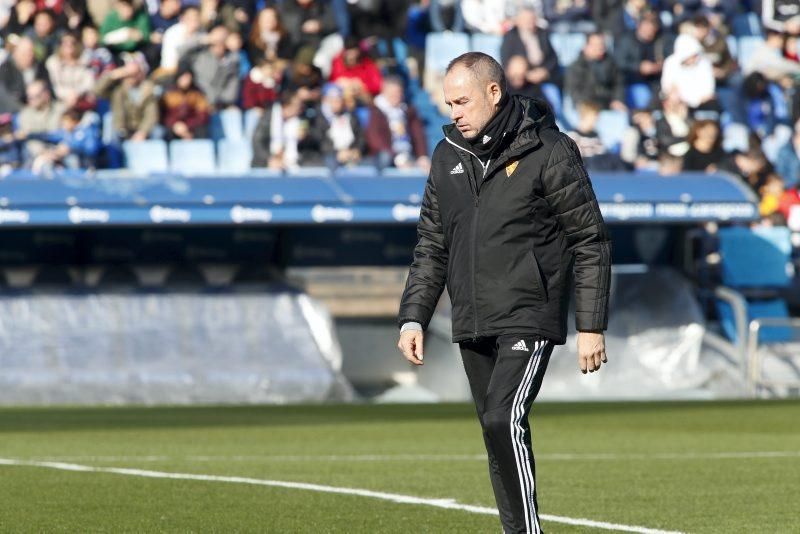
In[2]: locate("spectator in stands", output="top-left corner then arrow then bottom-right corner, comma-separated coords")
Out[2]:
58,0 -> 90,32
694,15 -> 736,85
0,113 -> 22,175
566,99 -> 627,171
683,119 -> 725,172
81,25 -> 115,79
621,107 -> 660,171
347,0 -> 410,48
252,91 -> 320,169
214,0 -> 258,35
100,0 -> 150,53
29,108 -> 101,172
316,82 -> 364,168
565,32 -> 626,112
661,33 -> 716,111
279,0 -> 337,54
160,66 -> 211,141
760,173 -> 788,216
505,55 -> 544,100
365,76 -> 429,172
45,33 -> 95,110
500,7 -> 559,87
461,0 -> 509,34
186,25 -> 240,110
242,59 -> 284,111
658,150 -> 684,175
656,88 -> 691,156
247,7 -> 293,64
29,9 -> 61,62
743,29 -> 800,83
763,0 -> 800,35
15,80 -> 65,162
614,12 -> 669,101
2,0 -> 37,41
0,37 -> 50,111
283,47 -> 323,107
429,0 -> 465,33
329,37 -> 383,98
145,0 -> 181,67
718,142 -> 776,194
543,0 -> 595,33
94,52 -> 159,142
776,119 -> 800,185
157,5 -> 205,76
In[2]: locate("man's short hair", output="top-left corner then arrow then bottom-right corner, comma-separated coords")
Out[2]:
446,52 -> 507,94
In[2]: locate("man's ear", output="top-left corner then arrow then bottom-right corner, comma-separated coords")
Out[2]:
488,82 -> 502,106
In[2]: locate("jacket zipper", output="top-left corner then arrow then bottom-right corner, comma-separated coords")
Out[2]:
444,134 -> 505,341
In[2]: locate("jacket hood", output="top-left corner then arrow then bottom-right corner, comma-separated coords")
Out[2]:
671,34 -> 703,63
442,94 -> 557,154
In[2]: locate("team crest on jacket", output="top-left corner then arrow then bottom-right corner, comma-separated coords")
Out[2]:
505,160 -> 519,177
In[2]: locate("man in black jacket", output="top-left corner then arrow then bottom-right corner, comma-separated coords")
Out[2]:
396,52 -> 611,534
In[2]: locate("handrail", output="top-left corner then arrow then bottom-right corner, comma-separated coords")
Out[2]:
746,317 -> 800,397
713,285 -> 749,377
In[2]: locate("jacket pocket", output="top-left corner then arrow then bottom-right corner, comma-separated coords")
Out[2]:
528,248 -> 548,302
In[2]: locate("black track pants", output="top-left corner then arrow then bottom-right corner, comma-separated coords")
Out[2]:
459,334 -> 554,534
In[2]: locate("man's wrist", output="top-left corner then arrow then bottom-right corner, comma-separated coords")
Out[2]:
400,321 -> 423,332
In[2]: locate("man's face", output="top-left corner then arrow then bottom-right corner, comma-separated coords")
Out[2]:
324,93 -> 344,114
209,27 -> 229,58
637,19 -> 657,42
516,9 -> 536,32
382,82 -> 404,108
506,56 -> 528,88
13,40 -> 35,69
34,12 -> 55,37
116,1 -> 134,21
182,9 -> 201,33
583,35 -> 606,61
443,65 -> 500,139
161,0 -> 180,18
26,83 -> 50,110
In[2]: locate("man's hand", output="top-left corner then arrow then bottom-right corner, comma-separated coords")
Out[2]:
397,330 -> 424,366
577,331 -> 607,374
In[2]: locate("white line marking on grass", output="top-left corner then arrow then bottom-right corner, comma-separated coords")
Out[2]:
0,457 -> 682,534
19,451 -> 800,463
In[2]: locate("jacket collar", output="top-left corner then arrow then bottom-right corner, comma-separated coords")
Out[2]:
442,95 -> 556,165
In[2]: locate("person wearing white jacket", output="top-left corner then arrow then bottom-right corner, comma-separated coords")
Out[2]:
660,33 -> 716,110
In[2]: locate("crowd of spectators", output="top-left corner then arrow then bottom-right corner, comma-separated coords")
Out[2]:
1,0 -> 800,224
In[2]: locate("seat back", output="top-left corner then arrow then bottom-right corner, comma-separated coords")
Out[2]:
169,139 -> 216,175
470,33 -> 503,62
549,32 -> 586,67
425,32 -> 470,74
122,140 -> 169,175
217,139 -> 253,175
718,227 -> 792,289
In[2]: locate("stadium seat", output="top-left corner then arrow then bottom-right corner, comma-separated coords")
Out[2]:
122,140 -> 169,175
762,124 -> 793,165
737,36 -> 765,69
732,12 -> 763,37
715,226 -> 794,344
425,32 -> 470,74
470,33 -> 503,62
218,108 -> 244,141
549,33 -> 586,67
722,123 -> 750,153
217,139 -> 253,175
596,110 -> 629,152
286,166 -> 332,177
726,35 -> 738,59
169,139 -> 216,175
626,83 -> 653,110
243,109 -> 263,142
541,83 -> 562,118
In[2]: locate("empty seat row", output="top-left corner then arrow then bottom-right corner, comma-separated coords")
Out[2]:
122,139 -> 253,175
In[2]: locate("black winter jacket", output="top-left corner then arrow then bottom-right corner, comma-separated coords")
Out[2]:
397,96 -> 611,344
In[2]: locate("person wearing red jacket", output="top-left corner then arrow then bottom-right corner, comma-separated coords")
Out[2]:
329,36 -> 383,97
160,66 -> 211,140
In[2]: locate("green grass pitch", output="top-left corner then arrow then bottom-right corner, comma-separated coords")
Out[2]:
0,400 -> 798,533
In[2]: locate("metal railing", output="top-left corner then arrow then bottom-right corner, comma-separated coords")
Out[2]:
746,317 -> 800,397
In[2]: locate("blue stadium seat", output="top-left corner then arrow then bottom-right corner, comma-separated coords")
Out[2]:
732,12 -> 763,37
218,108 -> 244,141
217,139 -> 253,175
470,33 -> 503,62
715,227 -> 794,343
425,32 -> 470,74
169,139 -> 216,175
549,33 -> 586,67
244,108 -> 262,142
726,35 -> 738,59
626,83 -> 653,110
722,123 -> 750,153
596,110 -> 629,152
737,36 -> 765,69
541,83 -> 562,117
122,140 -> 169,175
